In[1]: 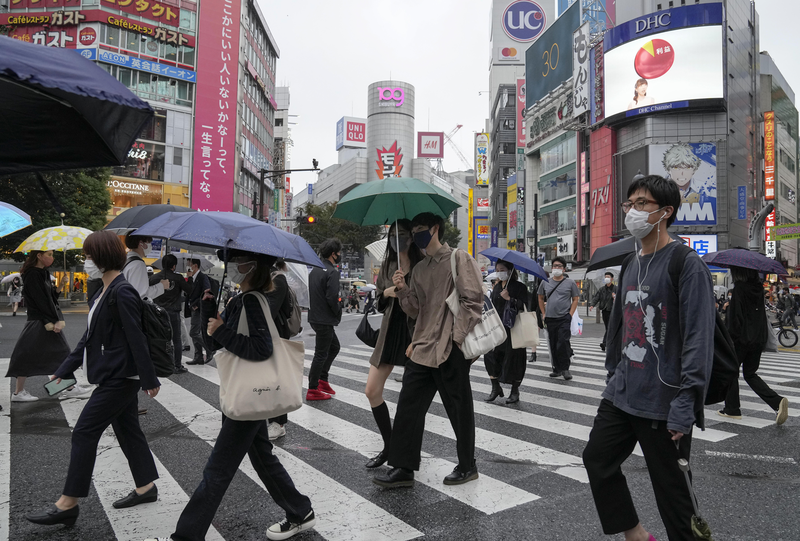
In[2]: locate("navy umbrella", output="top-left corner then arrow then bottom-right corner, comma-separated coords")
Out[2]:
480,247 -> 548,281
587,233 -> 687,271
132,211 -> 324,268
701,248 -> 787,276
0,36 -> 153,175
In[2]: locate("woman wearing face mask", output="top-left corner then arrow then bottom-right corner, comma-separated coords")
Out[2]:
364,220 -> 423,468
7,250 -> 71,402
484,260 -> 529,403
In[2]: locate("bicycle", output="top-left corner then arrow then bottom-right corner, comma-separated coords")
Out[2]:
771,316 -> 799,348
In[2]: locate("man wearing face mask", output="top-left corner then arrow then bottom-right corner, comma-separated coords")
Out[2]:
537,256 -> 580,380
306,238 -> 343,400
591,272 -> 617,352
122,234 -> 169,301
186,259 -> 213,365
152,254 -> 193,374
582,175 -> 715,541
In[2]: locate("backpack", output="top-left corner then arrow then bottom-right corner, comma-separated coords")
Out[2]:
108,285 -> 175,378
618,243 -> 738,406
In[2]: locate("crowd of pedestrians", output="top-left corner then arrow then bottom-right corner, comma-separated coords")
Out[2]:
3,174 -> 796,540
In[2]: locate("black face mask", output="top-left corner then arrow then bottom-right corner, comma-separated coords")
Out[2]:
333,253 -> 341,264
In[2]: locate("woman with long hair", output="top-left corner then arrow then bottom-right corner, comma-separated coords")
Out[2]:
8,275 -> 22,316
364,220 -> 424,469
484,259 -> 529,404
7,250 -> 70,402
25,231 -> 161,527
627,78 -> 655,110
718,265 -> 789,425
147,249 -> 315,541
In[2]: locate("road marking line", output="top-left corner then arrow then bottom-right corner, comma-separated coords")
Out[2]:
705,450 -> 797,464
0,359 -> 11,541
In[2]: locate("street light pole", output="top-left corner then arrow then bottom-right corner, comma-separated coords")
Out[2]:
257,159 -> 320,222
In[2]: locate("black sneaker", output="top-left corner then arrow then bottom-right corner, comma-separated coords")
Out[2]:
562,370 -> 573,381
266,510 -> 316,540
549,370 -> 562,378
173,365 -> 189,374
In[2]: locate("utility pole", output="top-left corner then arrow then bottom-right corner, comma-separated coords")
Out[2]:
257,159 -> 320,222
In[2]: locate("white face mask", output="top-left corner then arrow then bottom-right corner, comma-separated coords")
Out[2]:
496,271 -> 509,281
552,269 -> 563,277
84,259 -> 104,280
604,277 -> 612,284
140,242 -> 151,253
228,261 -> 255,284
625,208 -> 667,239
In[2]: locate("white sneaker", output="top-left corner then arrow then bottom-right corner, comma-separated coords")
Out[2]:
60,385 -> 95,400
268,422 -> 286,441
11,389 -> 38,402
266,510 -> 315,540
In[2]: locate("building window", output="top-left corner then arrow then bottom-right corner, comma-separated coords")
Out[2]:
540,137 -> 577,175
540,205 -> 577,237
275,118 -> 284,127
779,149 -> 796,173
540,172 -> 577,205
173,147 -> 183,166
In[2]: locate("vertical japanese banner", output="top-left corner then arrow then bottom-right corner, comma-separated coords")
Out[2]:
764,111 -> 775,201
516,78 -> 526,148
572,22 -> 590,117
468,189 -> 474,256
475,133 -> 490,186
191,0 -> 241,211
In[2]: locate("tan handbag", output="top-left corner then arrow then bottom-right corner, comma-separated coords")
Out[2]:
216,291 -> 305,421
510,306 -> 540,349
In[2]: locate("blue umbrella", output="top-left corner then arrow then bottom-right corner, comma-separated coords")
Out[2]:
132,211 -> 324,268
0,36 -> 153,175
701,248 -> 787,276
0,201 -> 32,238
480,248 -> 548,281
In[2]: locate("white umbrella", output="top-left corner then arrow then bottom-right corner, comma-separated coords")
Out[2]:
360,284 -> 377,291
284,262 -> 310,309
365,238 -> 387,262
1,272 -> 20,284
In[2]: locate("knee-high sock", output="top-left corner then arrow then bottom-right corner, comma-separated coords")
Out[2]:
371,401 -> 392,449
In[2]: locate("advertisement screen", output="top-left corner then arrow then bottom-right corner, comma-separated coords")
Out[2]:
648,143 -> 717,226
604,25 -> 722,120
525,1 -> 580,108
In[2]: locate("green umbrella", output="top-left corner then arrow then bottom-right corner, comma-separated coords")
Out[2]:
331,177 -> 461,226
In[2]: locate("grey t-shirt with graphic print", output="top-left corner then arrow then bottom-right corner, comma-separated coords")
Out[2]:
538,277 -> 579,318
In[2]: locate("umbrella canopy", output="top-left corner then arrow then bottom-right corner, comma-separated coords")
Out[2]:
1,272 -> 20,284
0,202 -> 32,238
331,177 -> 461,225
479,248 -> 548,281
284,262 -> 310,309
360,284 -> 377,291
587,233 -> 687,271
14,225 -> 93,253
0,36 -> 153,175
132,211 -> 324,268
701,249 -> 787,276
365,238 -> 388,261
105,204 -> 196,235
151,253 -> 214,273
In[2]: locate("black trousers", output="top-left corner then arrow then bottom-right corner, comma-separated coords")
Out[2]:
167,310 -> 183,368
172,416 -> 311,541
583,399 -> 695,540
600,310 -> 611,347
388,344 -> 476,472
545,315 -> 572,372
782,309 -> 797,328
63,379 -> 158,497
190,309 -> 210,361
308,323 -> 339,389
725,343 -> 783,413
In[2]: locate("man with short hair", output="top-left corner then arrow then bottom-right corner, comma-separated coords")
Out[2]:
153,254 -> 193,374
583,174 -> 715,541
185,259 -> 213,365
373,212 -> 484,489
122,233 -> 169,300
306,238 -> 343,400
538,256 -> 580,380
781,288 -> 797,330
591,271 -> 617,352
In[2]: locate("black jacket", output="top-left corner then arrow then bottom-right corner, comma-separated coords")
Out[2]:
22,267 -> 60,324
153,269 -> 192,312
208,292 -> 274,360
55,275 -> 160,390
266,273 -> 292,340
491,279 -> 528,325
591,283 -> 617,312
308,259 -> 342,326
186,270 -> 211,310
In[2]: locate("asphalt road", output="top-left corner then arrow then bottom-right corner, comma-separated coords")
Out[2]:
0,305 -> 798,541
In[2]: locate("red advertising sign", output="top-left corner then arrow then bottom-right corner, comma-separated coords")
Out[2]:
375,141 -> 404,179
477,198 -> 490,210
764,111 -> 775,201
101,0 -> 178,27
8,0 -> 81,8
346,121 -> 366,145
191,0 -> 241,211
765,210 -> 775,242
79,26 -> 96,46
516,78 -> 526,147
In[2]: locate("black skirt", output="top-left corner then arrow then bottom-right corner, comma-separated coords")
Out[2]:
7,320 -> 71,377
379,301 -> 410,367
484,327 -> 527,384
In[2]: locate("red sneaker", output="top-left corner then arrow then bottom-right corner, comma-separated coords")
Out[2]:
317,380 -> 336,395
306,388 -> 332,401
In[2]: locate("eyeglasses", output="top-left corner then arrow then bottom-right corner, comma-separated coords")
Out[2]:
620,198 -> 659,213
551,264 -> 565,269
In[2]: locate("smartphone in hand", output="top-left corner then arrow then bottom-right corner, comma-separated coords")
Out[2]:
44,378 -> 78,397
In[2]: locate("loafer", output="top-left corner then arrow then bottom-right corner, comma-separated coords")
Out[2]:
443,464 -> 479,485
186,359 -> 204,366
776,397 -> 789,426
113,484 -> 158,509
372,467 -> 414,488
717,409 -> 742,420
562,370 -> 573,381
549,370 -> 562,378
173,365 -> 189,374
25,504 -> 79,526
365,450 -> 389,469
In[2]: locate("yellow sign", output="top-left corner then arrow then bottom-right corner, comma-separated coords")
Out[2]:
468,188 -> 474,256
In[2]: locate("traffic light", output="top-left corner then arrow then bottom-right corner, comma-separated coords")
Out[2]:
296,215 -> 316,225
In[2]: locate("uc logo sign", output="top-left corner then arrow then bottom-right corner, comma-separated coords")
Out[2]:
378,87 -> 405,107
502,0 -> 546,43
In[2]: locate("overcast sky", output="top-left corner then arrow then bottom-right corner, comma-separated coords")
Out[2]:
258,0 -> 800,195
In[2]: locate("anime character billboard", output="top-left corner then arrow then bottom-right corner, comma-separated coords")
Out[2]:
648,143 -> 717,226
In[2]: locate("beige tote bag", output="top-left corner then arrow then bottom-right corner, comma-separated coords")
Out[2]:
510,305 -> 540,349
216,291 -> 304,421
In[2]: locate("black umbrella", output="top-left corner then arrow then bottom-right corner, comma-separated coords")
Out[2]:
0,36 -> 153,175
105,204 -> 196,235
587,233 -> 687,271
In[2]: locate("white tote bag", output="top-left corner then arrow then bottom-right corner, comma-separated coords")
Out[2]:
445,250 -> 507,359
511,306 -> 541,349
216,291 -> 305,421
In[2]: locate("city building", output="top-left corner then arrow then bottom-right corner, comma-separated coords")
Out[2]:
273,86 -> 292,231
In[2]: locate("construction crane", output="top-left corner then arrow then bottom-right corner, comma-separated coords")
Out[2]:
442,125 -> 473,172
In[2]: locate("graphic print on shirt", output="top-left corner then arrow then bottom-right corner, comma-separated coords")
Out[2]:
621,286 -> 666,370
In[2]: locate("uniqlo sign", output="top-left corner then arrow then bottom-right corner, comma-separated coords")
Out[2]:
764,111 -> 775,201
191,0 -> 241,211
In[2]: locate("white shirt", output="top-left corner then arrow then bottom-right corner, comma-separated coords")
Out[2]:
123,252 -> 164,300
82,291 -> 101,383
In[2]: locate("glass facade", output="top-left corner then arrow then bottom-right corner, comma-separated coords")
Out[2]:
540,136 -> 577,176
540,205 -> 577,237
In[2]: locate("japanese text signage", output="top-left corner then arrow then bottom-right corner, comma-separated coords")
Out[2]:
468,189 -> 474,256
516,78 -> 526,147
475,133 -> 490,185
765,210 -> 775,242
191,0 -> 240,211
771,223 -> 800,242
678,234 -> 717,256
8,0 -> 80,8
98,49 -> 196,81
102,0 -> 178,27
764,111 -> 775,201
417,132 -> 444,159
375,141 -> 404,179
477,198 -> 490,210
572,22 -> 590,117
527,86 -> 573,148
737,185 -> 747,220
591,42 -> 605,123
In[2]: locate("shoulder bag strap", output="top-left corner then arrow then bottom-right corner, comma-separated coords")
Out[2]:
545,278 -> 565,301
242,291 -> 282,345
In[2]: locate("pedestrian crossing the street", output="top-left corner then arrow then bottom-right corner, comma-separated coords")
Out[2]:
1,335 -> 799,540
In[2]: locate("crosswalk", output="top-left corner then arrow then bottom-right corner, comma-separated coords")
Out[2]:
1,334 -> 799,540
